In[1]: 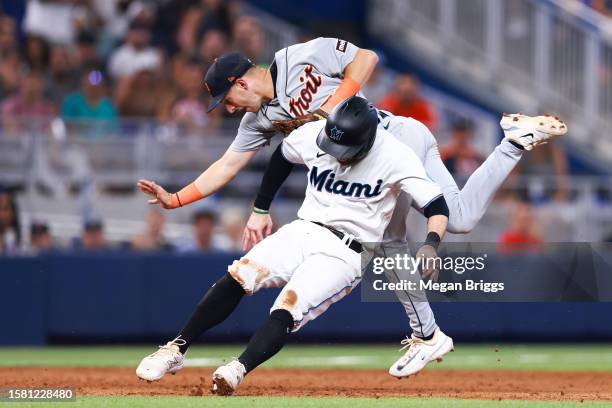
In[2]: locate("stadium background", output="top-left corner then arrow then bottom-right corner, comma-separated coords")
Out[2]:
0,0 -> 611,406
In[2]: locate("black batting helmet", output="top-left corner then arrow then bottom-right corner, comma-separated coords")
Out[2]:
316,96 -> 378,164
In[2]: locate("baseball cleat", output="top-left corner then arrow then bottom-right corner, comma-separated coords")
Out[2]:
388,328 -> 454,378
211,359 -> 246,396
136,336 -> 186,381
500,113 -> 567,151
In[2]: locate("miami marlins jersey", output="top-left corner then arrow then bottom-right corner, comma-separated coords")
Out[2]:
280,121 -> 442,243
230,37 -> 363,152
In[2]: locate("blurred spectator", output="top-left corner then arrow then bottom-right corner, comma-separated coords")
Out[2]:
62,67 -> 118,123
1,69 -> 56,130
153,0 -> 198,54
170,56 -> 218,130
115,65 -> 175,118
440,119 -> 484,179
46,45 -> 79,105
108,20 -> 161,80
77,219 -> 107,250
23,0 -> 88,45
131,208 -> 173,251
498,200 -> 543,255
176,209 -> 225,252
23,35 -> 51,72
216,207 -> 246,252
378,73 -> 438,132
362,67 -> 392,106
176,4 -> 206,54
232,15 -> 265,64
512,142 -> 570,202
198,29 -> 229,66
197,0 -> 234,37
0,48 -> 21,99
75,30 -> 100,69
591,0 -> 612,16
0,15 -> 17,57
0,188 -> 21,255
28,221 -> 53,254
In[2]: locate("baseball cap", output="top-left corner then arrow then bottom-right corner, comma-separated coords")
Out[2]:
203,52 -> 254,112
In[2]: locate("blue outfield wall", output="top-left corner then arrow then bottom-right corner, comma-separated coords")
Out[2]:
1,252 -> 611,345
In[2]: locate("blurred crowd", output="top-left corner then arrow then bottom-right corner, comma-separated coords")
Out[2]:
0,0 -> 588,257
0,186 -> 248,255
0,0 -> 272,134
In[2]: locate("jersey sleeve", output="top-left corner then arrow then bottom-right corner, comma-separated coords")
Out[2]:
305,37 -> 359,78
395,144 -> 443,209
280,127 -> 306,165
229,112 -> 276,152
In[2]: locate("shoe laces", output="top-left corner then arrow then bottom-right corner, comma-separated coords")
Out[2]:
398,335 -> 425,362
151,336 -> 186,358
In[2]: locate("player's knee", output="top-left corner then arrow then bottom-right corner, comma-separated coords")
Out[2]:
447,216 -> 478,234
227,257 -> 270,294
278,289 -> 299,311
269,309 -> 294,331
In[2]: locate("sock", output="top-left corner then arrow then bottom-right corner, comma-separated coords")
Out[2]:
238,309 -> 294,373
177,273 -> 245,353
415,331 -> 435,341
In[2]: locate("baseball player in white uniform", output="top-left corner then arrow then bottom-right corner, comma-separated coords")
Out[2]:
136,38 -> 566,378
136,97 -> 453,395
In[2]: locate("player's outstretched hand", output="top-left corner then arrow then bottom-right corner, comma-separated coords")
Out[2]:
416,244 -> 440,282
242,211 -> 274,251
137,179 -> 173,209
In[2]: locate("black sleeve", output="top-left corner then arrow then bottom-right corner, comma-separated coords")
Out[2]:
253,143 -> 295,211
423,195 -> 449,218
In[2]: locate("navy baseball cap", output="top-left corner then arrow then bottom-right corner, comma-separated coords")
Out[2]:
204,52 -> 254,112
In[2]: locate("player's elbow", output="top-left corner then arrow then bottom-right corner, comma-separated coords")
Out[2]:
361,49 -> 379,67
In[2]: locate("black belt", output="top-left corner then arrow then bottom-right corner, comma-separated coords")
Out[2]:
310,221 -> 364,254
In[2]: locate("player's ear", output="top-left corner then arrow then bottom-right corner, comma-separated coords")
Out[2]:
235,78 -> 248,90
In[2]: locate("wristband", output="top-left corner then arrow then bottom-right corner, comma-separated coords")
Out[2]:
424,232 -> 441,250
253,208 -> 269,215
170,183 -> 204,208
325,77 -> 361,110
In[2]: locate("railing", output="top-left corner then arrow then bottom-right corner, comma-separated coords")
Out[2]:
2,118 -> 611,245
368,0 -> 612,167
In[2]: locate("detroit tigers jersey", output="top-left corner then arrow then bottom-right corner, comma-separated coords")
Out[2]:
230,37 -> 362,152
280,120 -> 442,243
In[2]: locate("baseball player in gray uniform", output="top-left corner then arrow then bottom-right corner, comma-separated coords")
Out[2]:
136,38 -> 566,378
137,97 -> 452,395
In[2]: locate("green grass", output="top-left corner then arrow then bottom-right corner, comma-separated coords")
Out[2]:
0,344 -> 611,371
4,396 -> 612,408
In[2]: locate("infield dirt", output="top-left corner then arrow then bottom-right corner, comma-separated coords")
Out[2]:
2,367 -> 612,401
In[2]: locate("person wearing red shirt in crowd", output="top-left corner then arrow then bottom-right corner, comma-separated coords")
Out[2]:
377,73 -> 437,132
498,200 -> 543,255
440,119 -> 484,180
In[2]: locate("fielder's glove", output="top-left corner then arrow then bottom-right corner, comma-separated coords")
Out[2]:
271,109 -> 328,135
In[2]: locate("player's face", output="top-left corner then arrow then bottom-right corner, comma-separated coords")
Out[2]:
223,80 -> 263,113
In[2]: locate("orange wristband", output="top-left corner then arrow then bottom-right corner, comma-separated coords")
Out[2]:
170,183 -> 204,208
325,77 -> 361,109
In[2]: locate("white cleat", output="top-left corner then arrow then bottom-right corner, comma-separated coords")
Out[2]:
500,113 -> 567,151
136,336 -> 186,381
388,328 -> 454,378
211,359 -> 246,396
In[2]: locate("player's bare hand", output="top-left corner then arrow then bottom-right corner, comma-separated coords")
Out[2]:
416,244 -> 440,282
242,211 -> 274,251
137,179 -> 174,209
